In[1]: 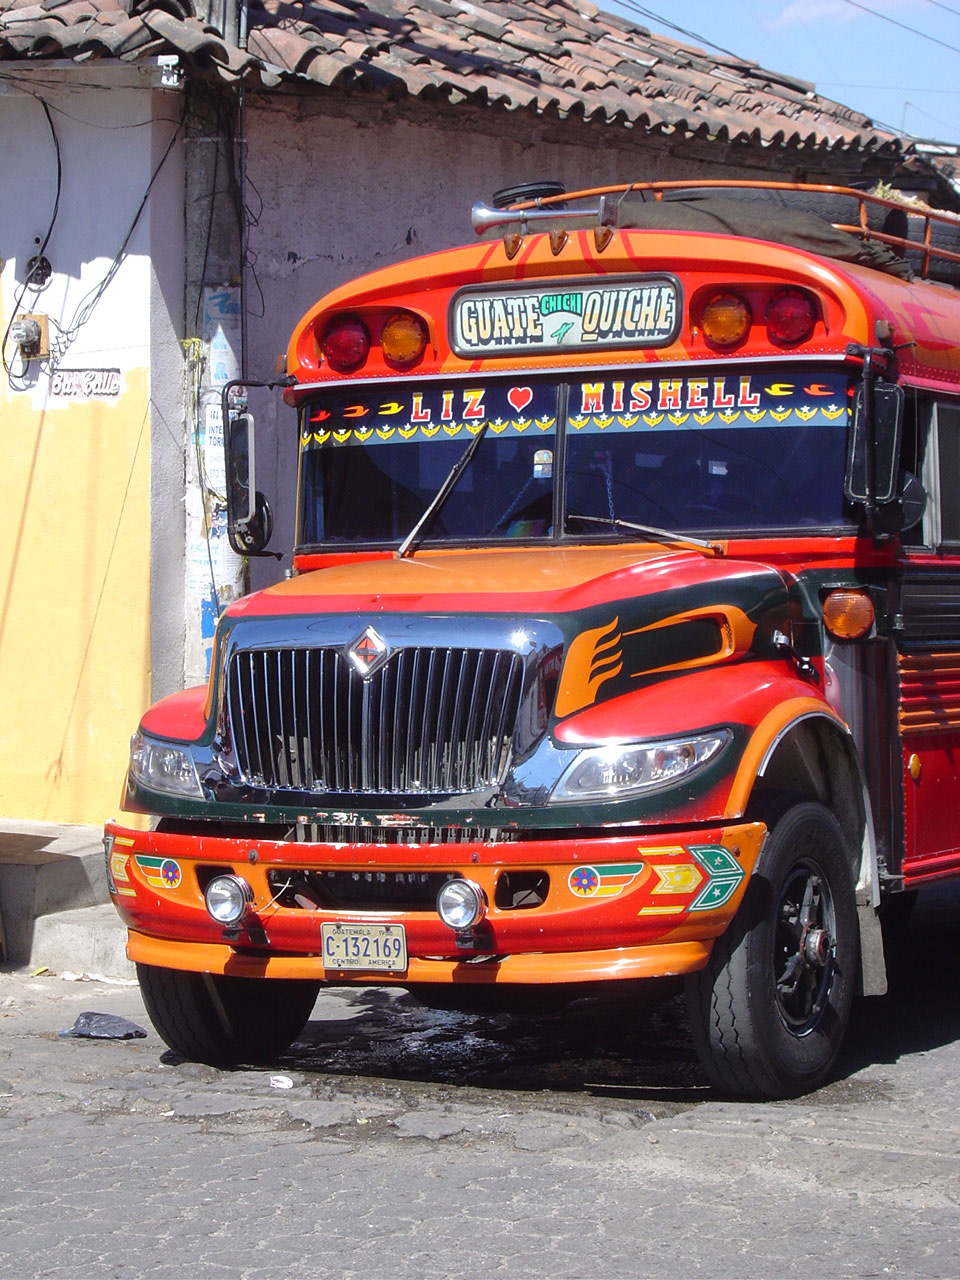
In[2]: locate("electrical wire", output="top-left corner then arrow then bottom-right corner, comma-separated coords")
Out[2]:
2,98 -> 61,382
925,0 -> 960,18
53,101 -> 186,359
607,1 -> 747,61
839,0 -> 960,54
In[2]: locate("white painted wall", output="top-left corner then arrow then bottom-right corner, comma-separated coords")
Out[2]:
0,69 -> 186,822
242,96 -> 756,589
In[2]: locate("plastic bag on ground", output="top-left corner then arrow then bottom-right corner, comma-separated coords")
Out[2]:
58,1011 -> 148,1040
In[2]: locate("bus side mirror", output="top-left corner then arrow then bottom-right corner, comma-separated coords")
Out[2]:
844,382 -> 904,507
873,471 -> 927,536
226,411 -> 274,555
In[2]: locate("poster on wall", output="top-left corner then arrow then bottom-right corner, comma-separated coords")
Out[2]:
201,287 -> 241,387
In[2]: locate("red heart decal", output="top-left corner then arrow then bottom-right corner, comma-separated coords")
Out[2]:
507,386 -> 533,413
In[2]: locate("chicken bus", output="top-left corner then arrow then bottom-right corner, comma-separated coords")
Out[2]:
105,179 -> 960,1098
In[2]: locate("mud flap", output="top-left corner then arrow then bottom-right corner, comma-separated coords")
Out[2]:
857,894 -> 888,997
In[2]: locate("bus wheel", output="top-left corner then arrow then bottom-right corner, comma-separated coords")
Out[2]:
685,801 -> 858,1099
137,963 -> 320,1067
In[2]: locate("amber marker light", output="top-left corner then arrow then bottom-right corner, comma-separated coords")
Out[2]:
381,312 -> 428,367
700,292 -> 751,347
823,589 -> 875,640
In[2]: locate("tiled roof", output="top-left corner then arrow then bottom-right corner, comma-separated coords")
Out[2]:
0,0 -> 904,156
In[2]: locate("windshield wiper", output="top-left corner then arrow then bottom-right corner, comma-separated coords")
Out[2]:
566,513 -> 723,557
396,421 -> 491,559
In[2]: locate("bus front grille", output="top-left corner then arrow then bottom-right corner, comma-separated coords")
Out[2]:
226,645 -> 524,795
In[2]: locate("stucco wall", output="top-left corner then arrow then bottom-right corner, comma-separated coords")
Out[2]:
0,76 -> 184,824
241,95 -> 770,588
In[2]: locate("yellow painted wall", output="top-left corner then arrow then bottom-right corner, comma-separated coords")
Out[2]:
0,367 -> 152,824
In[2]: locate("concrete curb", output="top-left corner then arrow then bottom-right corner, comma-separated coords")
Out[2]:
29,904 -> 136,982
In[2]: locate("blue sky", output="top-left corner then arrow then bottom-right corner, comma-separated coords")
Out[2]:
604,0 -> 960,144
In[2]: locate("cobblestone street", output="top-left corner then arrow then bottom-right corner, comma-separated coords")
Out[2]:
1,888 -> 959,1278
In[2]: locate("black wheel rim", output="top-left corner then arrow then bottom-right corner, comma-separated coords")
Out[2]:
773,858 -> 837,1036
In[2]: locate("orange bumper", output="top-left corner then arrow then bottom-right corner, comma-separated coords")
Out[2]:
107,819 -> 765,986
126,929 -> 712,984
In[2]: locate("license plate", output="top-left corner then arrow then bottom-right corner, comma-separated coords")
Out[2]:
321,923 -> 407,973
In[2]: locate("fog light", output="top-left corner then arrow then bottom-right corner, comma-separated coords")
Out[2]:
204,874 -> 254,925
437,879 -> 485,931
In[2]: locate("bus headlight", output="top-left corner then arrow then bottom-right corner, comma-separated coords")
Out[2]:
129,729 -> 204,799
437,879 -> 486,931
550,730 -> 731,801
204,874 -> 255,925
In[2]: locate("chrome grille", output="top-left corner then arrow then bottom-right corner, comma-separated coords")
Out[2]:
292,824 -> 517,844
226,646 -> 524,795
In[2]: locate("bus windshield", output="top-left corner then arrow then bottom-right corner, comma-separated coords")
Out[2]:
298,369 -> 855,547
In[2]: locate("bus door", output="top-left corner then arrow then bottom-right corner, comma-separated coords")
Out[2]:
897,398 -> 960,880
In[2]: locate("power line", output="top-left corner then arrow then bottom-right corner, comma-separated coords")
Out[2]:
2,98 -> 61,382
840,0 -> 960,55
607,0 -> 746,61
819,83 -> 960,92
925,0 -> 960,18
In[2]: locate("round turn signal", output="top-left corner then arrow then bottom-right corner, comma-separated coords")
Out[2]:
823,589 -> 875,640
700,293 -> 751,347
766,289 -> 817,345
381,312 -> 428,367
321,315 -> 370,371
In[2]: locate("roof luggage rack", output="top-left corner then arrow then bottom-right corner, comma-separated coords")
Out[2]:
472,179 -> 960,285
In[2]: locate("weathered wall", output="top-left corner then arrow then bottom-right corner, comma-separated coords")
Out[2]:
240,94 -> 801,587
0,75 -> 185,824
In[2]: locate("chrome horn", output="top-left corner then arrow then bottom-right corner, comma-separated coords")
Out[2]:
470,196 -> 615,237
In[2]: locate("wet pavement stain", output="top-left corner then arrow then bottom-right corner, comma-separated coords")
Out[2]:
266,980 -> 708,1119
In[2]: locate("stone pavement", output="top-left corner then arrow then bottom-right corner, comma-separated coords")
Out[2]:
0,886 -> 959,1278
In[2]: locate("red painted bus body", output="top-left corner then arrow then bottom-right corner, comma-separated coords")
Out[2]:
106,182 -> 960,1097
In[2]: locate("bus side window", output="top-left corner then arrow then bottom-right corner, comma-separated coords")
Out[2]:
899,394 -> 931,548
934,401 -> 960,548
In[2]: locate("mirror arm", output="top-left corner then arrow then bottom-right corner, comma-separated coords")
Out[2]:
846,344 -> 897,543
221,376 -> 295,561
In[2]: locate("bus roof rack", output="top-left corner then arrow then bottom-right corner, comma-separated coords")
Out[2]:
472,179 -> 960,286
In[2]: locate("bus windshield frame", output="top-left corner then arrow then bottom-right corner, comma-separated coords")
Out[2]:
296,367 -> 858,551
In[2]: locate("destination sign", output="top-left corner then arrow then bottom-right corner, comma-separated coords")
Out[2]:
450,276 -> 680,357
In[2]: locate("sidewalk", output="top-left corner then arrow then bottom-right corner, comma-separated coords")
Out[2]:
0,821 -> 133,980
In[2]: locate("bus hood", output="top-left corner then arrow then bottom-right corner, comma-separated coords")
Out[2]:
227,544 -> 790,620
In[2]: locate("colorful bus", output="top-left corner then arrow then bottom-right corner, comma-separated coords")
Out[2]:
106,180 -> 960,1098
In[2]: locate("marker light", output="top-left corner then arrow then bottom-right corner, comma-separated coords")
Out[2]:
437,879 -> 486,931
823,589 -> 875,640
381,312 -> 428,367
204,874 -> 255,925
700,293 -> 751,347
321,315 -> 370,371
766,289 -> 817,345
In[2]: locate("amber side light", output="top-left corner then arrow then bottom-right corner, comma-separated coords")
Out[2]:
381,312 -> 428,366
823,589 -> 875,640
700,293 -> 751,347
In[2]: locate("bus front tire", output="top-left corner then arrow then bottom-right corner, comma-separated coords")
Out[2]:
136,962 -> 320,1067
685,801 -> 858,1100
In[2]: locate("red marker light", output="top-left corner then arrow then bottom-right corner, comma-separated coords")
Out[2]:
766,290 -> 817,346
321,316 -> 370,371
